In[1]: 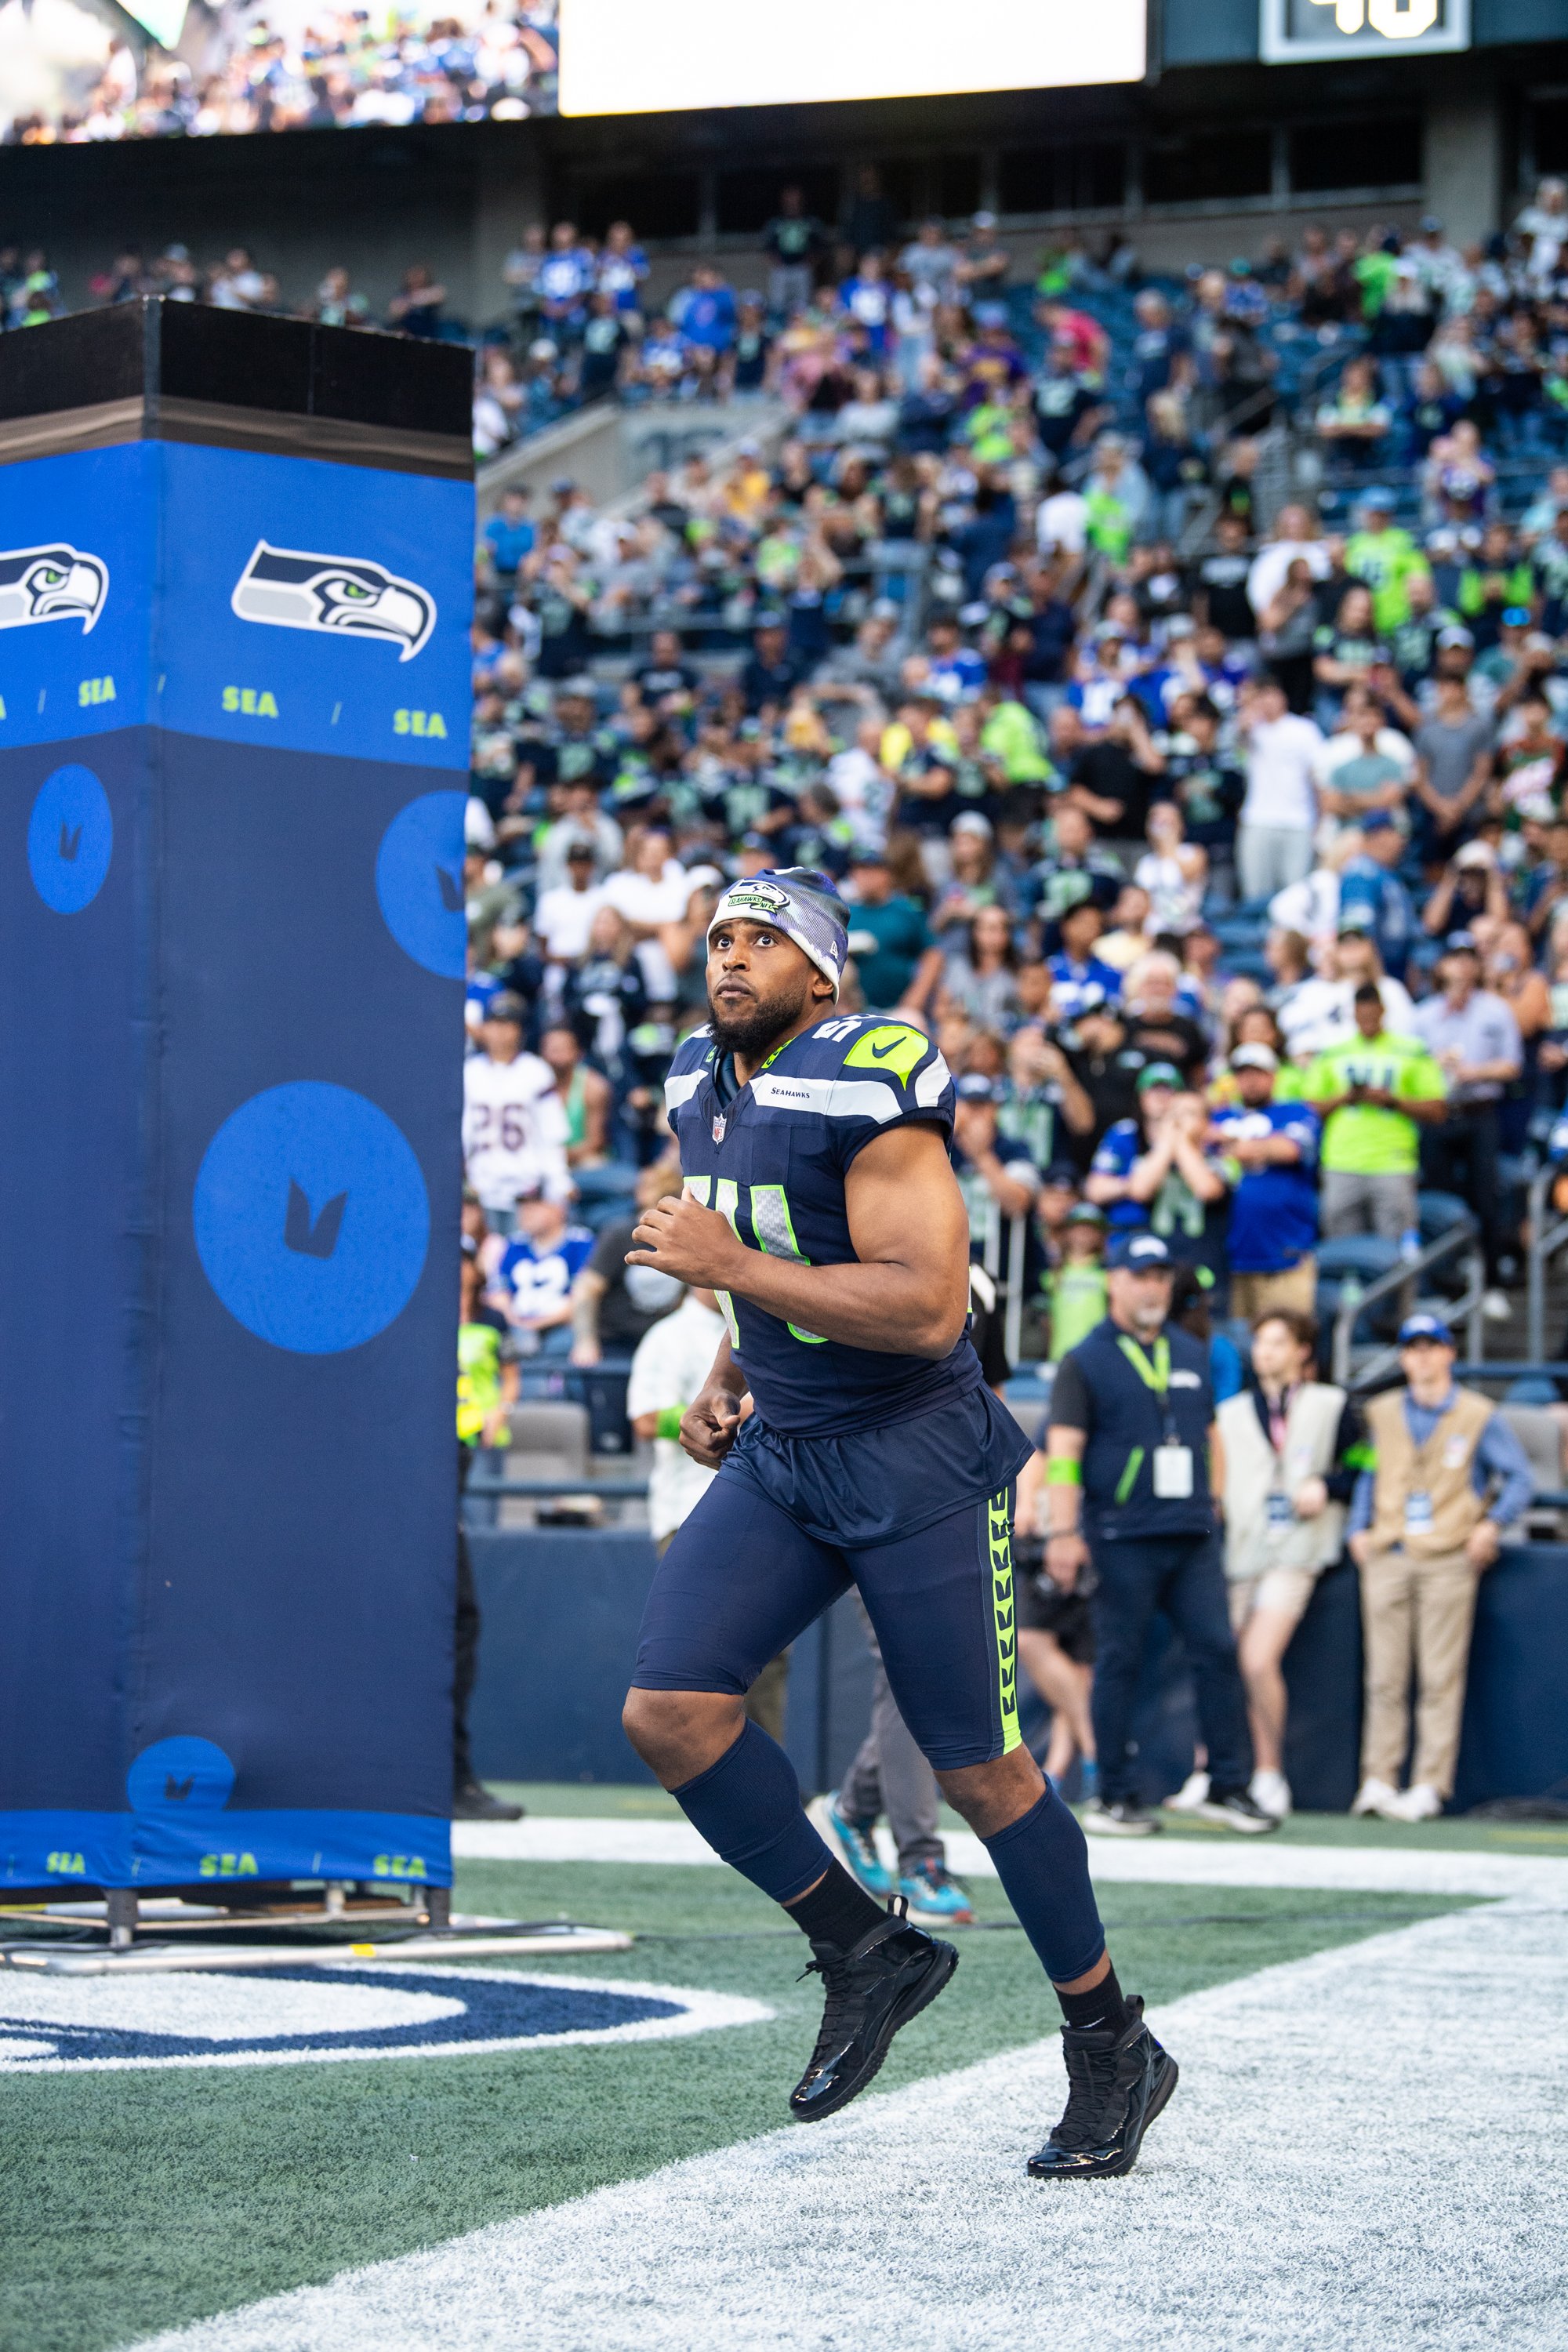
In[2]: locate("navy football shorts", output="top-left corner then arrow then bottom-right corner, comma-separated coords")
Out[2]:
631,1472 -> 1023,1773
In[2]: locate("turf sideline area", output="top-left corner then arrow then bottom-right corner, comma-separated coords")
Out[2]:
131,1882 -> 1568,2352
452,1812 -> 1568,1903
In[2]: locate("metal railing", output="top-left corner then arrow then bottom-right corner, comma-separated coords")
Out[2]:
975,1208 -> 1032,1370
1334,1221 -> 1486,1392
1526,1169 -> 1568,1368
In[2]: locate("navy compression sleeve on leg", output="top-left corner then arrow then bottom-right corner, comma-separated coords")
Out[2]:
982,1783 -> 1106,1984
671,1718 -> 834,1904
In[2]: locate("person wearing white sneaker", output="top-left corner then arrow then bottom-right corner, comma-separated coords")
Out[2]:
1350,1775 -> 1407,1820
1217,1309 -> 1367,1824
1346,1315 -> 1534,1821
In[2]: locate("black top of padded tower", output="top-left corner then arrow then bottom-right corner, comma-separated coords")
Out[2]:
0,299 -> 473,478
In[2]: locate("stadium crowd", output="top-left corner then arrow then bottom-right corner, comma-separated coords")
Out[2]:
451,180 -> 1568,1840
463,177 -> 1568,1319
423,174 -> 1568,1844
2,0 -> 557,146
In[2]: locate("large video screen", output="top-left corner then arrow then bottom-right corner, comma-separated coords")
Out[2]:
557,0 -> 1146,118
0,0 -> 1142,143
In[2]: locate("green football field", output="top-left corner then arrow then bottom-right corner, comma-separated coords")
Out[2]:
9,1791 -> 1559,2352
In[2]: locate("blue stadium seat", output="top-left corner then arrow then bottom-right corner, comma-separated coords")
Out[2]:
1316,1236 -> 1401,1284
1417,1191 -> 1477,1243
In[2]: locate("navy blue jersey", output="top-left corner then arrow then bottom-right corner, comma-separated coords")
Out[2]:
664,1013 -> 975,1438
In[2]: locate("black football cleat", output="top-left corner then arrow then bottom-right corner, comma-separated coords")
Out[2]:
1027,1995 -> 1178,2181
789,1899 -> 958,2123
451,1780 -> 525,1822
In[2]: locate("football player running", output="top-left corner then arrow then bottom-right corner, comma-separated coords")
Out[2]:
622,869 -> 1177,2180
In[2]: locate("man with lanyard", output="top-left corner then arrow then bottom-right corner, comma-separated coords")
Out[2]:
621,868 -> 1178,2181
1044,1232 -> 1275,1840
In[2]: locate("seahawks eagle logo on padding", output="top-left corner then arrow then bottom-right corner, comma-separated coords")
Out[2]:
231,541 -> 435,662
0,543 -> 108,634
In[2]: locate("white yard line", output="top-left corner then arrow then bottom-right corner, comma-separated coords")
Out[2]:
132,1889 -> 1568,2352
455,1812 -> 1568,1904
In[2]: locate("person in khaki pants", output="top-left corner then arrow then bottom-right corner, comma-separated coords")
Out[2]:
1346,1314 -> 1533,1823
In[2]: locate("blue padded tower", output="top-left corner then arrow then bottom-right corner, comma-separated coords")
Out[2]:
0,302 -> 473,1896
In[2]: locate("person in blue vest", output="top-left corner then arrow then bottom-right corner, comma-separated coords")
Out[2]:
619,868 -> 1178,2180
1043,1230 -> 1277,1840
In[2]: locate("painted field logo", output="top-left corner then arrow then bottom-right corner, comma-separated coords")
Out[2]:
231,541 -> 435,661
0,543 -> 107,634
0,1967 -> 770,2073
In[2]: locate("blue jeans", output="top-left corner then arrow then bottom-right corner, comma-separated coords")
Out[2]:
1088,1531 -> 1252,1805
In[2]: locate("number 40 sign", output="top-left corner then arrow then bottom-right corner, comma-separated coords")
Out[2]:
1261,0 -> 1468,60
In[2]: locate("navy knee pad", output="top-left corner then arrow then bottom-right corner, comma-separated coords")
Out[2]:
982,1783 -> 1105,1984
671,1717 -> 833,1905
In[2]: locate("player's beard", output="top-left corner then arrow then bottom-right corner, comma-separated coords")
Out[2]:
707,973 -> 813,1062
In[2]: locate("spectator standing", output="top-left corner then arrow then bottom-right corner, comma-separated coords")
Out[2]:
1043,1232 -> 1274,1838
1208,1046 -> 1321,1319
810,1622 -> 979,1926
1409,938 -> 1523,1317
1348,1315 -> 1533,1820
571,1163 -> 684,1366
1217,1312 -> 1362,1820
1412,673 -> 1494,865
764,187 -> 826,318
843,847 -> 943,1013
534,840 -> 607,964
454,1243 -> 524,1824
1305,983 -> 1446,1249
493,1181 -> 596,1359
483,487 -> 535,587
1087,1069 -> 1231,1300
1236,677 -> 1323,900
462,993 -> 570,1229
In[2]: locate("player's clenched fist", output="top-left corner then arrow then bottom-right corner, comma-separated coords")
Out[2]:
626,1192 -> 743,1289
679,1382 -> 745,1467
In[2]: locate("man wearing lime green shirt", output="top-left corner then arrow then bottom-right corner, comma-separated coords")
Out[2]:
1345,488 -> 1430,633
1305,982 -> 1447,1245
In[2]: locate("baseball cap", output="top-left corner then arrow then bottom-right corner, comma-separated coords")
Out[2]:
1041,1161 -> 1081,1189
955,1073 -> 999,1103
1361,486 -> 1395,510
1107,1231 -> 1174,1272
1065,1203 -> 1108,1229
1359,809 -> 1408,837
1230,1043 -> 1278,1073
1136,1062 -> 1184,1092
1436,624 -> 1475,649
564,839 -> 597,861
1399,1312 -> 1454,1347
1337,909 -> 1375,936
1444,929 -> 1482,956
485,991 -> 528,1026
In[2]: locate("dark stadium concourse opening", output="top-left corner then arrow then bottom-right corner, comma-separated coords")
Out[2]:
1288,115 -> 1423,195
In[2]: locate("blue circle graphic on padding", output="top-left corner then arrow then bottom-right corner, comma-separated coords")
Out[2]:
28,764 -> 113,912
127,1737 -> 237,1815
193,1082 -> 430,1354
376,791 -> 468,978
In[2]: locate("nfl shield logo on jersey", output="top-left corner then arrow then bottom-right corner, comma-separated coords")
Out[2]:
712,1113 -> 727,1145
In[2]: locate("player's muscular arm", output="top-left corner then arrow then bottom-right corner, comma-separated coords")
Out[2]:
628,1123 -> 970,1358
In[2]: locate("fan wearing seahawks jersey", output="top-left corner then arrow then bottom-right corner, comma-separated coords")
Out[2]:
621,869 -> 1175,2182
